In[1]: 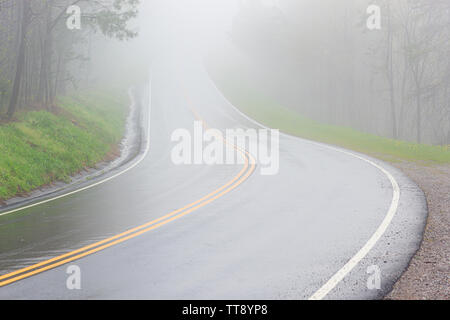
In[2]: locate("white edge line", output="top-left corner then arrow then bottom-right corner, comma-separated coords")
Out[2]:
207,74 -> 401,300
0,81 -> 152,218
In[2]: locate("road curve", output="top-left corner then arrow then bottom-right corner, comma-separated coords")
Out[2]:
0,53 -> 427,300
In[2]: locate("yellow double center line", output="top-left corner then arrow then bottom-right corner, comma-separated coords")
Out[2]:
0,110 -> 256,287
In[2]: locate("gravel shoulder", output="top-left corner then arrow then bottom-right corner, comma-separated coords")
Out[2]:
385,162 -> 449,300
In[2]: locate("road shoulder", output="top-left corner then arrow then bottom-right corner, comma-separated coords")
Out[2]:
385,162 -> 450,300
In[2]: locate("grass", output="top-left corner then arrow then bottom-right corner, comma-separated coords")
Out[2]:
209,70 -> 450,165
0,90 -> 127,201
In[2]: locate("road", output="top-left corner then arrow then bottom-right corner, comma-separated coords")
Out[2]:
0,53 -> 427,300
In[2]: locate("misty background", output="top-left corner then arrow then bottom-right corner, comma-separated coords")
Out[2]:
1,0 -> 449,145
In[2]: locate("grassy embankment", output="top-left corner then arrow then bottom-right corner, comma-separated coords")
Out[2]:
208,67 -> 450,165
0,91 -> 127,202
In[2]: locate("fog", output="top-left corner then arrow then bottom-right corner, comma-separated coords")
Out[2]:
1,0 -> 449,144
137,0 -> 238,56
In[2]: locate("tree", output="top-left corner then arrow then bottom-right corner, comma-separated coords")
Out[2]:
7,0 -> 30,117
2,0 -> 140,118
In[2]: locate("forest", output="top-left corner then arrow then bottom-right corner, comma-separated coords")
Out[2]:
0,0 -> 139,119
230,0 -> 450,145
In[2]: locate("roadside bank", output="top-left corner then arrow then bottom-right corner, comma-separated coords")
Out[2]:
0,86 -> 145,213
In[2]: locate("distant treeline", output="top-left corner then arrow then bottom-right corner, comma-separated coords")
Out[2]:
0,0 -> 139,118
231,0 -> 450,145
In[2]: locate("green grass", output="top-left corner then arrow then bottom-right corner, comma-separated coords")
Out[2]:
0,90 -> 127,201
210,71 -> 450,165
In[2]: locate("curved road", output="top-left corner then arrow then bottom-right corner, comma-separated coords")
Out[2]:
0,53 -> 426,300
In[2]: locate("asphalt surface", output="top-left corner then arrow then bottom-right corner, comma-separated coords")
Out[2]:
0,52 -> 427,299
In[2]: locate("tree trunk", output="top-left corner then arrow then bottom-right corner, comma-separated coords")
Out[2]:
386,3 -> 397,139
7,0 -> 30,118
38,0 -> 54,108
415,83 -> 422,143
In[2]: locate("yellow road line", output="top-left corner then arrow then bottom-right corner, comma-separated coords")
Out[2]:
0,111 -> 256,287
0,147 -> 248,282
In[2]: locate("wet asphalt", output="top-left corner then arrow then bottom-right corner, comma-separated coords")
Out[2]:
0,52 -> 427,299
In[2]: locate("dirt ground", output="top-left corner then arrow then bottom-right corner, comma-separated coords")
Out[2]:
385,162 -> 449,300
